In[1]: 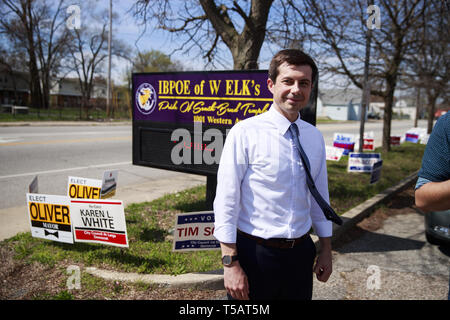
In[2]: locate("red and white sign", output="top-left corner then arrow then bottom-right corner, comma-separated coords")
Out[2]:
391,136 -> 401,146
363,138 -> 374,151
355,132 -> 375,151
326,146 -> 345,161
70,199 -> 128,247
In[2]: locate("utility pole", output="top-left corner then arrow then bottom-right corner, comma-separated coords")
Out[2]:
359,0 -> 374,152
106,0 -> 112,118
414,87 -> 420,128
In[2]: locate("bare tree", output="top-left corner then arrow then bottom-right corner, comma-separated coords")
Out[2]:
67,6 -> 128,119
1,0 -> 43,110
68,20 -> 108,119
402,0 -> 449,133
34,0 -> 72,110
132,0 -> 275,70
293,0 -> 427,152
0,0 -> 72,112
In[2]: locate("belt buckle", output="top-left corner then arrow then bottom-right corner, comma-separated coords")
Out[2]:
285,239 -> 296,248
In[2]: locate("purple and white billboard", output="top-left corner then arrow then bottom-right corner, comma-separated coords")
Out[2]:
133,71 -> 273,127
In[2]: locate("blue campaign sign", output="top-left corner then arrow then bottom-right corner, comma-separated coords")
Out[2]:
370,160 -> 383,184
348,152 -> 382,173
177,212 -> 214,225
173,211 -> 220,252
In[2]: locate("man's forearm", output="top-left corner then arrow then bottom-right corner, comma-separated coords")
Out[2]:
415,179 -> 450,212
318,236 -> 332,252
220,242 -> 238,256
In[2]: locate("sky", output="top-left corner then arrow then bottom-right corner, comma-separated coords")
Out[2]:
78,0 -> 276,86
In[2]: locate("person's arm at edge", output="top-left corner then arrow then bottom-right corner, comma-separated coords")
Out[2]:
415,179 -> 450,212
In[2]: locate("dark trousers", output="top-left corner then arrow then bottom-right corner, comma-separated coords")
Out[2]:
228,231 -> 317,300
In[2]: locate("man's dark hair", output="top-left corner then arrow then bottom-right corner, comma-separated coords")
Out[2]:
268,49 -> 318,85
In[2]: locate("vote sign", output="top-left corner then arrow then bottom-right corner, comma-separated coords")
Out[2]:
348,152 -> 382,173
26,194 -> 73,244
370,160 -> 383,184
333,133 -> 356,155
173,212 -> 220,252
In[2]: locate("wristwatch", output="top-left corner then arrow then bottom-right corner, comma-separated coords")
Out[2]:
221,255 -> 238,266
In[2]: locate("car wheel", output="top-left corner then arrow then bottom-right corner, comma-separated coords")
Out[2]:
425,232 -> 441,246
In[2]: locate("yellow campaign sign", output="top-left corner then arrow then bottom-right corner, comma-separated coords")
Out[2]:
68,184 -> 101,199
28,202 -> 71,225
68,176 -> 102,199
26,194 -> 73,244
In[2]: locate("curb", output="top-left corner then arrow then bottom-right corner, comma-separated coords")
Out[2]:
85,171 -> 419,290
85,267 -> 225,290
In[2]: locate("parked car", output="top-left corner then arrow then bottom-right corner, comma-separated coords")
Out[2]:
425,209 -> 450,247
367,112 -> 381,120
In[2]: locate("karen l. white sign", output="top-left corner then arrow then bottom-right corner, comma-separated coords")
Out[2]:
70,199 -> 128,247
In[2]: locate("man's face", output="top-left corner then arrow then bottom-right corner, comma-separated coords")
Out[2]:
267,62 -> 313,121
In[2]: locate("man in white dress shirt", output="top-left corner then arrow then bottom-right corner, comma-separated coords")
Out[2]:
213,49 -> 333,300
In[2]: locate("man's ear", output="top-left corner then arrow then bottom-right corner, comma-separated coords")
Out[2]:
267,78 -> 275,94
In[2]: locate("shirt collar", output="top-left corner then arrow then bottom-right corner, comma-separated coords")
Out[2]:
268,103 -> 302,135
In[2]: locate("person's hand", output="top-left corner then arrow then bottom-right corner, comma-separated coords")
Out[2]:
313,248 -> 332,282
223,261 -> 250,300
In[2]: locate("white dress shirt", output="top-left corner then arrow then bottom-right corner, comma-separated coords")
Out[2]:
213,105 -> 332,243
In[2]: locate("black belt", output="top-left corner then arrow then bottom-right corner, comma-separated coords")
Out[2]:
237,229 -> 309,249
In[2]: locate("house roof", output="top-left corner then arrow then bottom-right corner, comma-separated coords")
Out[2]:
319,88 -> 363,105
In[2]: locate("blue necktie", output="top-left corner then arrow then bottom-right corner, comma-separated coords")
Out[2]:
289,123 -> 343,225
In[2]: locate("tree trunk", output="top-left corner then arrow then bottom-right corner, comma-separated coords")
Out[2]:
426,90 -> 437,134
231,39 -> 261,70
199,0 -> 272,71
382,81 -> 395,152
414,87 -> 420,127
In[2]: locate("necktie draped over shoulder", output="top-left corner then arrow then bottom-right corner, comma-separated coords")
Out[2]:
289,122 -> 343,226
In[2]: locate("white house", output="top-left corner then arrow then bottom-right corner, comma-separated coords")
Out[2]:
318,88 -> 366,121
49,77 -> 107,108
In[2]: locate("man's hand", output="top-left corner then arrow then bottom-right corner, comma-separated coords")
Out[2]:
313,237 -> 332,282
223,261 -> 250,300
220,242 -> 249,300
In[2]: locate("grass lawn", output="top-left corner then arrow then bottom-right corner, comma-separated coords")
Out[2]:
1,142 -> 425,277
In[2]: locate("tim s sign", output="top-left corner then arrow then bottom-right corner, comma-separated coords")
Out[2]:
172,211 -> 220,252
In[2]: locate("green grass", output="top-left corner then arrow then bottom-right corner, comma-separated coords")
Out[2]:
5,185 -> 221,276
327,142 -> 425,214
1,143 -> 425,276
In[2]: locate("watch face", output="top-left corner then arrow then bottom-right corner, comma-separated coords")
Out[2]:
222,255 -> 232,265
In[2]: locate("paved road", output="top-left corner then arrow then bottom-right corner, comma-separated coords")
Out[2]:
313,187 -> 450,300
